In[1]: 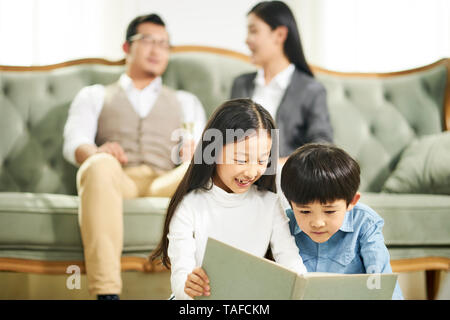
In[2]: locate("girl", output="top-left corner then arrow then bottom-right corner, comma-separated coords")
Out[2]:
231,1 -> 333,164
150,98 -> 307,300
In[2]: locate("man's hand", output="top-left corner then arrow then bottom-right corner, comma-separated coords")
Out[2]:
97,142 -> 128,165
75,142 -> 128,166
184,267 -> 210,298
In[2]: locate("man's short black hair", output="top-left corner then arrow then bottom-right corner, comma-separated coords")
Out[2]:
281,143 -> 360,206
125,14 -> 165,43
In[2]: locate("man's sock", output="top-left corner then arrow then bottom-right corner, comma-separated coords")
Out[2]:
97,294 -> 120,300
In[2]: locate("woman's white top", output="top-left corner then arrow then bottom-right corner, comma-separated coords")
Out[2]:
167,183 -> 307,300
252,63 -> 295,119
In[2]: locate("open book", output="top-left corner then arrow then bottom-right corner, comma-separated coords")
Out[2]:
197,237 -> 398,300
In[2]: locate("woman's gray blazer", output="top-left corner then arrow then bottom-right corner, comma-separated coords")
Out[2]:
231,68 -> 333,157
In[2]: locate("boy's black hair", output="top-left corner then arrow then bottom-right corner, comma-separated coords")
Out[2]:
281,143 -> 360,206
125,14 -> 165,43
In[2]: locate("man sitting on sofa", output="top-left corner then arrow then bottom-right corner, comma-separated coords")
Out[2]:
62,13 -> 206,300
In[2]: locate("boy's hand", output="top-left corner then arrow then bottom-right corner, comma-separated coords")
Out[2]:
184,267 -> 210,298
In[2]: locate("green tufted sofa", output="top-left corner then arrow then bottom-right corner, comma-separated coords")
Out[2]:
1,46 -> 449,298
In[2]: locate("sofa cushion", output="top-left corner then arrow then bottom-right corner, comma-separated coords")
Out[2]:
2,191 -> 449,261
360,192 -> 450,259
381,132 -> 450,195
0,192 -> 168,260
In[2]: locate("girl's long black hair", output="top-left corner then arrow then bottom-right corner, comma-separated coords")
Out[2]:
249,1 -> 314,77
150,98 -> 278,268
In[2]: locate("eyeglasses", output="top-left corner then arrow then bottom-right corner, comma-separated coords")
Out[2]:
129,34 -> 171,50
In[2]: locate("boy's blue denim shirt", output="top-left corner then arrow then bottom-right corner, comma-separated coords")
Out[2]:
286,202 -> 404,300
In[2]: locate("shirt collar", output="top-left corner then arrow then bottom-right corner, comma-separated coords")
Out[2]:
339,211 -> 354,233
287,209 -> 303,236
119,73 -> 162,92
254,69 -> 265,87
254,63 -> 295,89
293,222 -> 302,235
291,209 -> 354,235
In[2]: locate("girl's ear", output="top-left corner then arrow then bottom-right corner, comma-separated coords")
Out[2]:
274,25 -> 288,44
346,192 -> 361,211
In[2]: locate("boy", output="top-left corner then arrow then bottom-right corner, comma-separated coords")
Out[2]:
280,143 -> 403,299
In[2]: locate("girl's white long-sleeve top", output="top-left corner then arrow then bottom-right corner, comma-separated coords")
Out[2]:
167,183 -> 307,300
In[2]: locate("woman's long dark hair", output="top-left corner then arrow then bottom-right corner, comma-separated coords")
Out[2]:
249,1 -> 314,77
150,98 -> 278,268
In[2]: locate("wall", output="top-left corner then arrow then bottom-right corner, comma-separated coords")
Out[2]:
0,1 -> 449,71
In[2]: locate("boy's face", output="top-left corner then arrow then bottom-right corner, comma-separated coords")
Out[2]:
291,193 -> 360,243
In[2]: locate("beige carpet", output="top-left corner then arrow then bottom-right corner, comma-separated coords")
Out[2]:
1,270 -> 447,300
0,270 -> 171,300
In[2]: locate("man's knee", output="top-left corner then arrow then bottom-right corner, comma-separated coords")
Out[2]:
77,153 -> 122,189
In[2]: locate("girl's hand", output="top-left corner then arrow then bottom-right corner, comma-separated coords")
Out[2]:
184,267 -> 210,298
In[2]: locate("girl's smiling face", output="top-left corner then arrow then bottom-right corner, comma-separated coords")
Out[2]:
213,130 -> 272,193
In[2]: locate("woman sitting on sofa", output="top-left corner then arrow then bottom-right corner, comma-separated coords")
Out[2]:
231,1 -> 333,164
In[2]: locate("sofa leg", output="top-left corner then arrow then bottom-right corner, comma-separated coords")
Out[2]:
426,270 -> 441,300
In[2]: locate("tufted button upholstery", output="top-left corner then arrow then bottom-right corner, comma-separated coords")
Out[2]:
0,65 -> 124,195
0,54 -> 447,195
163,52 -> 256,117
315,66 -> 447,191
